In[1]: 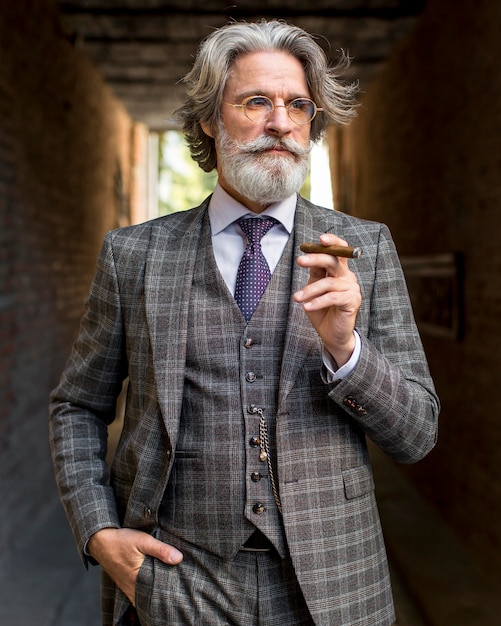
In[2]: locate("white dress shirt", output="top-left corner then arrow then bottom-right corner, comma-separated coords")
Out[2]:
208,184 -> 360,381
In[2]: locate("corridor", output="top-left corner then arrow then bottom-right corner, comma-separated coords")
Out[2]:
2,1 -> 501,624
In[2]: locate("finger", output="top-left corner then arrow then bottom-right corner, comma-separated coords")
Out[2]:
297,279 -> 352,308
294,276 -> 340,305
297,236 -> 352,278
302,289 -> 352,312
297,251 -> 346,279
318,232 -> 348,248
140,534 -> 183,565
295,272 -> 361,309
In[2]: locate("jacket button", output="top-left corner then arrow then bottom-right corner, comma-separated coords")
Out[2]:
343,395 -> 356,409
144,507 -> 152,519
343,396 -> 367,416
253,502 -> 266,515
251,472 -> 262,482
246,371 -> 256,382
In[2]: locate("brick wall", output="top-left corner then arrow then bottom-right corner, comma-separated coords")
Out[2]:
0,0 -> 145,555
331,0 -> 501,579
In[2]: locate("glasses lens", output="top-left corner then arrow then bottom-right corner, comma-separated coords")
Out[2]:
243,96 -> 274,122
288,98 -> 316,124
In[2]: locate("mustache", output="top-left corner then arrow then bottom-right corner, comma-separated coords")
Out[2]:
233,135 -> 312,158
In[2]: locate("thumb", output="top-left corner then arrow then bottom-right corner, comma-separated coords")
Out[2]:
139,533 -> 183,565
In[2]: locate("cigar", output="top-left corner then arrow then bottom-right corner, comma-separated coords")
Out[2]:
300,242 -> 363,259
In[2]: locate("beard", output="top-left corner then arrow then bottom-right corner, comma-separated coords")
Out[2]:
216,125 -> 312,205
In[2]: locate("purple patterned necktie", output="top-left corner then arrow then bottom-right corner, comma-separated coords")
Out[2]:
234,217 -> 278,322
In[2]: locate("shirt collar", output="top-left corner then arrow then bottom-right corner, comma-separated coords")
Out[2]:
208,183 -> 296,235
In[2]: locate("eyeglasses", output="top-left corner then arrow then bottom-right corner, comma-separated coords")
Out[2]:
223,95 -> 323,125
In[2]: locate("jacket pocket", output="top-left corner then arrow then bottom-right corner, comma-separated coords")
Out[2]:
342,465 -> 375,500
134,554 -> 154,624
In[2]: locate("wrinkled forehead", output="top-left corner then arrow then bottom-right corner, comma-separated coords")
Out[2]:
223,51 -> 311,101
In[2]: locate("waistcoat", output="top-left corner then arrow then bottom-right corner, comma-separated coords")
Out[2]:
159,213 -> 294,559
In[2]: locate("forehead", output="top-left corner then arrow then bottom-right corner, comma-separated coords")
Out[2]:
224,51 -> 310,98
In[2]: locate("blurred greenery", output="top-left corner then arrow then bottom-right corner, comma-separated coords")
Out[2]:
158,131 -> 217,215
157,131 -> 311,215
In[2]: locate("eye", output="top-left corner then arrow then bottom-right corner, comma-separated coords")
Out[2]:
245,96 -> 272,109
289,98 -> 314,113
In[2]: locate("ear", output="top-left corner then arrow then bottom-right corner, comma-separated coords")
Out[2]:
200,120 -> 215,139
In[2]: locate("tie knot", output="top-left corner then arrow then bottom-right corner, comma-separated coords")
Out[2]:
238,217 -> 278,244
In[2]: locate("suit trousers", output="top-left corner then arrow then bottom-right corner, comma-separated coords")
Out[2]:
133,528 -> 315,626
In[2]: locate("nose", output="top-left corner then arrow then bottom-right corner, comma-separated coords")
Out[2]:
264,103 -> 294,137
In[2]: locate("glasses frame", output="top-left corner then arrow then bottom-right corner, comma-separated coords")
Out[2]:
223,95 -> 323,125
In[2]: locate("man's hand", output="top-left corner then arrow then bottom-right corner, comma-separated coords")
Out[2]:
294,233 -> 362,367
88,528 -> 183,604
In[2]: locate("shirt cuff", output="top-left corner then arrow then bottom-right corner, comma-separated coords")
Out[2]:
322,330 -> 361,383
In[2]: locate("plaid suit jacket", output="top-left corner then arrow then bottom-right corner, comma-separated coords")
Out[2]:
49,195 -> 439,625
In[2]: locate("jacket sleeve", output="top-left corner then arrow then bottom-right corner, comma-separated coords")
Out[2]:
327,223 -> 440,463
49,232 -> 126,564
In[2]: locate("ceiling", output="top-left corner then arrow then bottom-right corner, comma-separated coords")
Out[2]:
56,0 -> 427,131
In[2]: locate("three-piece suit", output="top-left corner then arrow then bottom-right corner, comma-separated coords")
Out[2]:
49,195 -> 439,626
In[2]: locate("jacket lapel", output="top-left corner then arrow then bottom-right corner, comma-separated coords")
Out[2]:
278,197 -> 345,409
144,201 -> 207,441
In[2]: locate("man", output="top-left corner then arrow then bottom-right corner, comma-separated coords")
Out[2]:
49,20 -> 439,626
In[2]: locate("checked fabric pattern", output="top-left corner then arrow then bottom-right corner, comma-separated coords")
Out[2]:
234,216 -> 278,322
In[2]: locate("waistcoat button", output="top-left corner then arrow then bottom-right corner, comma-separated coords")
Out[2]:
246,371 -> 256,382
253,502 -> 266,515
244,338 -> 253,348
251,472 -> 262,482
249,436 -> 260,447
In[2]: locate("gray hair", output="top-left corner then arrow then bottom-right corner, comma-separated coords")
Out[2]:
174,19 -> 358,172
